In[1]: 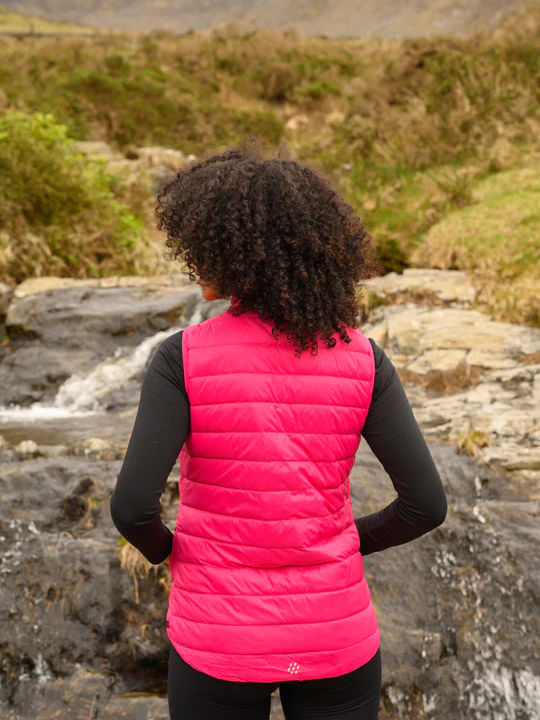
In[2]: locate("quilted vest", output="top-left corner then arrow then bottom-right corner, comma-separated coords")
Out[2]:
166,305 -> 380,682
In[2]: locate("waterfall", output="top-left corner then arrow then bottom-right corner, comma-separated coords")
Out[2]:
0,305 -> 205,423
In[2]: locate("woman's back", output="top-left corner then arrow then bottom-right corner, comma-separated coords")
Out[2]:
167,307 -> 380,682
109,136 -> 447,718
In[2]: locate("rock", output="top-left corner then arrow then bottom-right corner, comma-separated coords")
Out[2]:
135,146 -> 186,170
99,696 -> 169,719
1,278 -> 199,406
406,348 -> 467,374
13,665 -> 114,720
72,140 -> 120,161
1,268 -> 538,719
285,114 -> 309,130
0,281 -> 14,317
367,306 -> 539,366
364,268 -> 476,305
15,439 -> 42,458
67,437 -> 124,461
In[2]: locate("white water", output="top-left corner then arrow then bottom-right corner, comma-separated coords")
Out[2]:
0,306 -> 204,423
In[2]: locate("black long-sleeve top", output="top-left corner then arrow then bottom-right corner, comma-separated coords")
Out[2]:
110,330 -> 447,565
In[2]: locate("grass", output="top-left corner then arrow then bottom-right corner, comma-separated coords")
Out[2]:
0,3 -> 538,325
411,157 -> 540,325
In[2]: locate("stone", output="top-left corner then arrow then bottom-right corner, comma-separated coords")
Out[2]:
1,279 -> 199,406
15,439 -> 41,458
406,349 -> 467,374
364,268 -> 476,305
72,141 -> 120,161
0,281 -> 14,316
384,307 -> 538,360
99,696 -> 169,719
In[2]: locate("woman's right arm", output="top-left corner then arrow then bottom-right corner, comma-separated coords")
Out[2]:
355,339 -> 448,555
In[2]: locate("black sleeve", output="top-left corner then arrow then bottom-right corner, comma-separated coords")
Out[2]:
354,338 -> 448,555
109,329 -> 189,565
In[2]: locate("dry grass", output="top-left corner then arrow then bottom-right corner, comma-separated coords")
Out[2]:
118,542 -> 171,604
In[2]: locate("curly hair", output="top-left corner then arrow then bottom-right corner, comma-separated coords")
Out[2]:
154,135 -> 382,357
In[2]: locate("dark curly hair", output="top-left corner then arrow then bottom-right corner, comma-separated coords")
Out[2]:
154,135 -> 382,357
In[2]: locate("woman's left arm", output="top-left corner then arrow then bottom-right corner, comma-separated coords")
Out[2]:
109,330 -> 189,565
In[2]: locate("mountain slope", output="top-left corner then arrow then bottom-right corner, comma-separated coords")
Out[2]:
1,0 -> 529,37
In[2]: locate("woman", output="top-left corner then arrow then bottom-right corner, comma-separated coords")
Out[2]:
110,136 -> 447,720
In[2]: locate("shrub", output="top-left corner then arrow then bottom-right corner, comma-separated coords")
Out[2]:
0,109 -> 150,283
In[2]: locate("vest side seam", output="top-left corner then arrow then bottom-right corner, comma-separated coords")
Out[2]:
181,326 -> 192,402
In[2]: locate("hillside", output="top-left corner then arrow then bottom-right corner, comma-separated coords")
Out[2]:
0,5 -> 102,33
0,4 -> 538,326
1,0 -> 531,37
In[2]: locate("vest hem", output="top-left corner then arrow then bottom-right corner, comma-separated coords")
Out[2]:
167,627 -> 381,683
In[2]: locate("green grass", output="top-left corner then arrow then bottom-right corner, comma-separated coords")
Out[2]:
411,158 -> 540,325
0,110 -> 152,282
0,4 -> 538,325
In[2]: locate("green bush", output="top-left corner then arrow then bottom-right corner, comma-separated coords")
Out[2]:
0,109 -> 149,283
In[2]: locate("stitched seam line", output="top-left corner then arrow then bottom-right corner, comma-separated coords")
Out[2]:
168,627 -> 379,656
190,430 -> 360,436
177,524 -> 346,549
170,578 -> 364,597
174,554 -> 357,571
192,401 -> 368,409
179,455 -> 356,464
187,341 -> 371,354
179,499 -> 347,522
180,476 -> 345,492
168,597 -> 372,627
191,371 -> 373,380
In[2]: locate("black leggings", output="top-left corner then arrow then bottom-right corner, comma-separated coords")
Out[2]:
168,642 -> 382,719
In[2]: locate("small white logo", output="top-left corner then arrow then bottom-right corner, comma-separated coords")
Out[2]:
288,662 -> 300,675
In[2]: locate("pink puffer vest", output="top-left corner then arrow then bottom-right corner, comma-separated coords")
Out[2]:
166,306 -> 380,682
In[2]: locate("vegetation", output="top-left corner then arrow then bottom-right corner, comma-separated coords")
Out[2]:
0,4 -> 538,324
0,110 -> 152,282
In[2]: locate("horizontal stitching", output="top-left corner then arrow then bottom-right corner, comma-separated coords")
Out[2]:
171,578 -> 363,597
169,596 -> 372,627
176,555 -> 356,571
179,499 -> 347,522
177,524 -> 346,549
191,430 -> 360,436
169,626 -> 379,656
180,455 -> 356,464
192,371 -> 370,380
193,401 -> 367,409
188,341 -> 371,354
181,476 -> 344,492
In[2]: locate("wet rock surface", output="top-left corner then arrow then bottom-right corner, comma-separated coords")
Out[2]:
0,269 -> 538,719
0,275 -> 199,406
